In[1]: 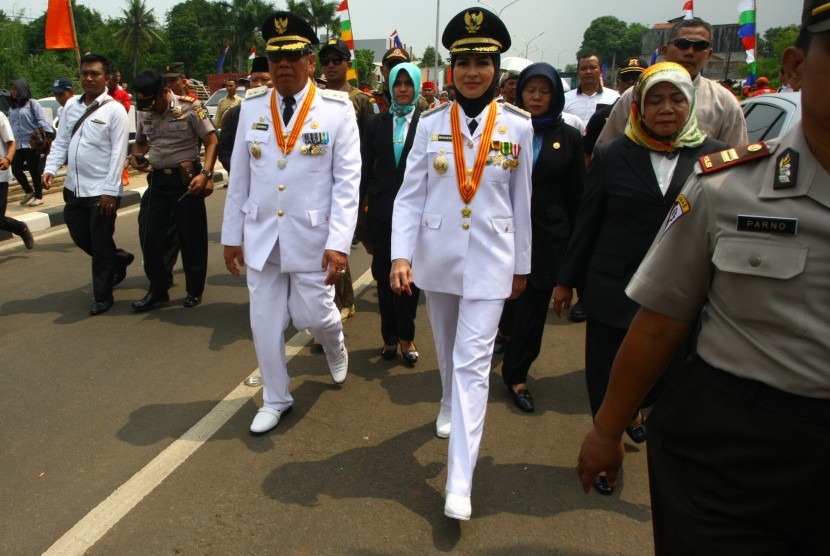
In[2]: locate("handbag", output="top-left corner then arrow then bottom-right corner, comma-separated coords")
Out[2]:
28,102 -> 54,152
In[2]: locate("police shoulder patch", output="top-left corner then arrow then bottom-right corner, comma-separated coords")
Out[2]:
664,193 -> 691,232
421,102 -> 449,118
244,86 -> 268,100
319,89 -> 349,103
697,142 -> 772,175
502,102 -> 530,119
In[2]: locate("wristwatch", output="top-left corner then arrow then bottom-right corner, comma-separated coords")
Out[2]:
200,168 -> 213,179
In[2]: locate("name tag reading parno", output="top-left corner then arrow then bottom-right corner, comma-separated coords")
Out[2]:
736,215 -> 798,235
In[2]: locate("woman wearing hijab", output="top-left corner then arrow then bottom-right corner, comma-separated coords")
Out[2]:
360,62 -> 423,365
390,7 -> 533,520
498,63 -> 585,413
553,62 -> 725,495
8,78 -> 53,206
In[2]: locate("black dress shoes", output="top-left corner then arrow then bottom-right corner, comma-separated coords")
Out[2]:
512,388 -> 535,413
381,345 -> 397,360
131,291 -> 169,312
113,250 -> 135,286
625,415 -> 647,444
183,295 -> 202,308
593,475 -> 615,495
90,299 -> 114,316
568,300 -> 588,323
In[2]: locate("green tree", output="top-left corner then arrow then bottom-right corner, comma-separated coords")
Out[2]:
287,0 -> 339,41
217,0 -> 273,73
577,16 -> 647,68
115,0 -> 164,78
354,48 -> 375,86
419,46 -> 444,69
754,25 -> 798,86
164,0 -> 226,81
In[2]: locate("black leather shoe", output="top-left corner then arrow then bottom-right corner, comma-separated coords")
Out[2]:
493,334 -> 510,354
131,291 -> 169,312
512,388 -> 535,413
593,475 -> 615,495
183,295 -> 202,308
90,299 -> 114,316
381,345 -> 397,360
113,250 -> 135,286
625,416 -> 647,444
568,301 -> 588,323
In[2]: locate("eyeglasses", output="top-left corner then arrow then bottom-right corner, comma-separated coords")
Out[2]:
267,51 -> 307,63
669,39 -> 711,52
319,56 -> 347,66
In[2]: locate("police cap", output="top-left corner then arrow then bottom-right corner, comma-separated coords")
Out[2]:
133,69 -> 165,111
382,47 -> 410,65
320,38 -> 351,59
261,11 -> 319,52
161,62 -> 185,78
803,0 -> 830,33
441,7 -> 511,55
51,77 -> 73,93
618,58 -> 647,80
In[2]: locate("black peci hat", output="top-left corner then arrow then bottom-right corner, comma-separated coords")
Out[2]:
261,11 -> 320,52
250,55 -> 269,73
441,7 -> 511,55
803,0 -> 830,33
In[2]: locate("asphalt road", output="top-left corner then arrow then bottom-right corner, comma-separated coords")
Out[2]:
0,188 -> 654,555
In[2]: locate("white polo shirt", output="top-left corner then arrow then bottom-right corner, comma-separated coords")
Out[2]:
563,86 -> 620,123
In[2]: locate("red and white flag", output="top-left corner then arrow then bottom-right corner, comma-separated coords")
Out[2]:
683,1 -> 694,20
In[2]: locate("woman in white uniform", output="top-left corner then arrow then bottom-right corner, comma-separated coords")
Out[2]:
390,6 -> 533,520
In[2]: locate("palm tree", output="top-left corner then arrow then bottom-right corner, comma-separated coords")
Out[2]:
114,0 -> 164,78
218,0 -> 273,72
287,0 -> 339,41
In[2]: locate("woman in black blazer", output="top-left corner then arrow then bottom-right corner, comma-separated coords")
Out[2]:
498,62 -> 585,412
360,63 -> 423,364
553,62 -> 726,495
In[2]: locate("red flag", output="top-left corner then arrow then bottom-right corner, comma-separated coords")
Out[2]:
45,0 -> 77,49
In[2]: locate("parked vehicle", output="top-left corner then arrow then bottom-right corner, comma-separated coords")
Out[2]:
741,91 -> 801,143
204,87 -> 246,125
37,95 -> 138,143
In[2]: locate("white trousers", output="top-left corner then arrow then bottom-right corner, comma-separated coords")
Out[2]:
425,291 -> 504,497
247,243 -> 344,410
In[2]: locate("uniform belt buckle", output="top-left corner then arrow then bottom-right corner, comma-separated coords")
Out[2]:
162,168 -> 175,175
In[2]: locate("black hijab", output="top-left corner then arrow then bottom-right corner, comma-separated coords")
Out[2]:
515,62 -> 565,132
450,53 -> 500,119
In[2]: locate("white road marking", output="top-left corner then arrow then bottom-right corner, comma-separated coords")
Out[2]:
43,265 -> 375,555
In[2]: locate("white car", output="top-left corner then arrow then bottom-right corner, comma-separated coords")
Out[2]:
741,91 -> 801,142
37,95 -> 137,143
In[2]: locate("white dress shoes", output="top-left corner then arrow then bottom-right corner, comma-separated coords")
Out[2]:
435,410 -> 451,438
327,348 -> 348,384
444,492 -> 471,521
250,406 -> 291,435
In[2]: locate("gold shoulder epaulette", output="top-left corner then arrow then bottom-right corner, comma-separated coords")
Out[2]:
421,102 -> 449,118
502,102 -> 530,119
698,142 -> 771,175
319,89 -> 349,102
178,95 -> 196,103
244,86 -> 268,99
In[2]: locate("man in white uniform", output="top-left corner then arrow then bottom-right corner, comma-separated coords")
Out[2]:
222,12 -> 361,435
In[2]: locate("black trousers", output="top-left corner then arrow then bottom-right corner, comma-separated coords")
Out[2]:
647,359 -> 830,555
0,182 -> 27,235
63,190 -> 126,302
501,280 -> 555,387
369,216 -> 420,345
140,171 -> 207,297
138,190 -> 180,285
585,318 -> 682,417
11,148 -> 43,199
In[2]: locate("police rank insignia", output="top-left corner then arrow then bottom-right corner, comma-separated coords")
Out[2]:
773,148 -> 798,190
665,193 -> 691,232
699,142 -> 770,174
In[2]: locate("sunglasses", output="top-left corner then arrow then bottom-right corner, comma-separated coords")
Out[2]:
267,51 -> 307,63
669,38 -> 711,52
319,56 -> 347,66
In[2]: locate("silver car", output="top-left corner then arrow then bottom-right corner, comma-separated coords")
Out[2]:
741,91 -> 801,143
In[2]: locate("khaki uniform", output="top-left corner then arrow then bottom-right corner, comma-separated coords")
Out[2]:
626,124 -> 830,552
135,94 -> 216,299
596,74 -> 748,149
214,94 -> 242,129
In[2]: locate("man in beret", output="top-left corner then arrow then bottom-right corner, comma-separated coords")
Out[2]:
222,11 -> 361,435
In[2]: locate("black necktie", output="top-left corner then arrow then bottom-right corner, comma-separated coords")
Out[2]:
283,96 -> 295,125
468,118 -> 478,134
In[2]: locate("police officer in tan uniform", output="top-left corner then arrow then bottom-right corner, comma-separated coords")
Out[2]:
130,69 -> 218,311
577,2 -> 830,552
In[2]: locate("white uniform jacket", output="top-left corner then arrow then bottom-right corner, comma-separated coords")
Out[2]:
222,82 -> 361,273
391,101 -> 533,300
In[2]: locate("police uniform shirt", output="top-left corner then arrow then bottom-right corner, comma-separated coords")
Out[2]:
221,80 -> 361,273
626,124 -> 830,399
136,94 -> 215,168
596,74 -> 748,149
391,101 -> 533,301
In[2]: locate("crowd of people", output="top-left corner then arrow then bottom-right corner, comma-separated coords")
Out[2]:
3,1 -> 828,550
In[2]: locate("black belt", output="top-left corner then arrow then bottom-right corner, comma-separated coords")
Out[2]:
697,359 -> 830,425
152,167 -> 180,175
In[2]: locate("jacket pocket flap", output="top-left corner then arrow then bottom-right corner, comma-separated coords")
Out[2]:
713,237 -> 807,280
308,206 -> 331,227
421,212 -> 441,229
491,217 -> 514,233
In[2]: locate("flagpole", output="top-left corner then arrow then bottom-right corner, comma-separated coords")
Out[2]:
69,0 -> 80,74
434,0 -> 440,85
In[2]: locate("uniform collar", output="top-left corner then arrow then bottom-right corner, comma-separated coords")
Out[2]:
575,84 -> 604,96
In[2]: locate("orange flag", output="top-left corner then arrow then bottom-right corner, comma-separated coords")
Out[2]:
45,0 -> 77,50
